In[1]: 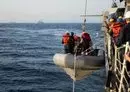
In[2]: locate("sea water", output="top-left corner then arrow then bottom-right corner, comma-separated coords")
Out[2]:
0,23 -> 106,92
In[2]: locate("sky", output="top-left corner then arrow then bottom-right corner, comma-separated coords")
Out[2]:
0,0 -> 114,23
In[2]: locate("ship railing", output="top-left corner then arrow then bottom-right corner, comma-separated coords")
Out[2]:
111,42 -> 130,92
103,27 -> 130,91
102,13 -> 130,92
114,42 -> 130,92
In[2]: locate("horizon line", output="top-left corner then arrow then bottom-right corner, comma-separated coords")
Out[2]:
0,22 -> 102,24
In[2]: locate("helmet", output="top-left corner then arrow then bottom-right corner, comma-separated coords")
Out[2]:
118,16 -> 123,19
65,31 -> 69,35
82,31 -> 85,35
109,18 -> 115,22
65,31 -> 69,34
71,32 -> 74,36
117,18 -> 124,23
124,11 -> 130,19
108,13 -> 117,21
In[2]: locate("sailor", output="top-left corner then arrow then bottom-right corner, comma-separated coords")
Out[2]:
81,31 -> 92,52
116,11 -> 130,47
74,34 -> 80,41
62,31 -> 70,53
108,18 -> 116,32
117,16 -> 124,23
109,18 -> 123,44
116,11 -> 130,73
68,32 -> 75,54
108,12 -> 117,23
73,34 -> 81,55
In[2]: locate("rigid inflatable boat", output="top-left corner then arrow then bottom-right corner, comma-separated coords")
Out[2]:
53,49 -> 105,80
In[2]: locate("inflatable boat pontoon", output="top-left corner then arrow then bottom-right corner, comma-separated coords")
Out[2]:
53,49 -> 105,80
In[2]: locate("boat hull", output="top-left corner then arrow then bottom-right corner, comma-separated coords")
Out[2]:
53,49 -> 105,69
53,49 -> 105,80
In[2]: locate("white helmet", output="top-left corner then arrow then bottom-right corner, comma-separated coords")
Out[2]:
65,31 -> 69,34
124,11 -> 130,19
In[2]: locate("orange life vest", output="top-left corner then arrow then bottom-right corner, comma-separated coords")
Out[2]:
62,35 -> 70,45
111,23 -> 122,37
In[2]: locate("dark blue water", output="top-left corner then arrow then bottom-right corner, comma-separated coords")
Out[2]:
0,23 -> 106,92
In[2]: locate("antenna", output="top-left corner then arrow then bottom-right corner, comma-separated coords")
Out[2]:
85,0 -> 87,15
81,0 -> 87,32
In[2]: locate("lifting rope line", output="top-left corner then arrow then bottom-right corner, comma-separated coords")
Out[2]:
73,53 -> 76,92
72,40 -> 84,92
72,0 -> 87,92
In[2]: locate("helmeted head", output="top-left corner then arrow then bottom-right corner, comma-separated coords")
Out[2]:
65,31 -> 69,35
124,11 -> 130,19
108,13 -> 117,22
109,18 -> 116,22
124,11 -> 130,23
117,16 -> 124,23
119,16 -> 123,19
82,31 -> 86,34
71,32 -> 74,36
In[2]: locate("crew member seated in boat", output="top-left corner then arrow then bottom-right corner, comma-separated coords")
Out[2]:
68,32 -> 75,54
73,35 -> 81,55
62,31 -> 70,53
74,34 -> 80,44
81,31 -> 92,52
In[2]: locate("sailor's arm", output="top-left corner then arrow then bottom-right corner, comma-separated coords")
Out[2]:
124,53 -> 130,62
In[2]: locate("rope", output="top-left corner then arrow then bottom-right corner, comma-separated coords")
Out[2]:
114,42 -> 130,92
115,82 -> 119,90
116,67 -> 121,74
116,59 -> 123,65
72,50 -> 77,92
115,74 -> 120,81
123,75 -> 129,87
81,46 -> 93,55
125,67 -> 130,78
122,84 -> 126,92
117,45 -> 126,50
72,79 -> 75,92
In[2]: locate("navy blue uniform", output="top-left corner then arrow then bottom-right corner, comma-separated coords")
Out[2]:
117,23 -> 130,46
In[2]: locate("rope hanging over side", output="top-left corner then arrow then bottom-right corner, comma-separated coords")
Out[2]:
72,0 -> 87,92
72,54 -> 77,92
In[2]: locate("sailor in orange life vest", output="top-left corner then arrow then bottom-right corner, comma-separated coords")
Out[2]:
62,31 -> 70,53
109,18 -> 123,44
80,31 -> 92,52
116,11 -> 130,47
